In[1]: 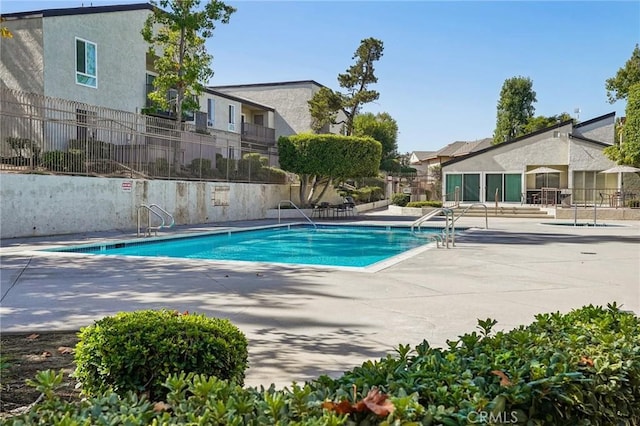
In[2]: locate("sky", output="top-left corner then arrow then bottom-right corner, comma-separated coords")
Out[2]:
1,1 -> 639,153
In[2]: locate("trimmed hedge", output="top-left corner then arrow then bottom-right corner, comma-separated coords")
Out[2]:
278,133 -> 382,180
7,304 -> 640,425
406,200 -> 443,208
391,192 -> 410,206
73,310 -> 248,400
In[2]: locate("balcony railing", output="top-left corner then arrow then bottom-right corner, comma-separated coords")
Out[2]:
241,122 -> 276,145
144,84 -> 194,122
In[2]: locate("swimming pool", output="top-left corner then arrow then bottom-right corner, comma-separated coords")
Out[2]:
48,224 -> 447,269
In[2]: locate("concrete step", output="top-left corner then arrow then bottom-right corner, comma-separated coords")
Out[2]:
451,206 -> 553,218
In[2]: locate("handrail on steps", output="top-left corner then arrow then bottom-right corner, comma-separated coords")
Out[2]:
277,200 -> 317,229
410,203 -> 489,249
453,203 -> 489,229
137,204 -> 175,237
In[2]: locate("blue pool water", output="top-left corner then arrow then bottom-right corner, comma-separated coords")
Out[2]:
50,225 -> 444,268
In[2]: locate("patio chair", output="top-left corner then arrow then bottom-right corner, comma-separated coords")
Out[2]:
311,202 -> 330,218
343,196 -> 357,216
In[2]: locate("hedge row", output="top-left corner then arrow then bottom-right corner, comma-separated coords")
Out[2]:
6,303 -> 640,425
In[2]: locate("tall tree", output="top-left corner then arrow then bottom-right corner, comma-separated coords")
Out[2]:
142,0 -> 235,169
352,112 -> 398,171
605,44 -> 640,104
521,112 -> 572,134
493,76 -> 537,144
1,16 -> 13,38
308,37 -> 384,135
278,134 -> 381,207
604,83 -> 640,167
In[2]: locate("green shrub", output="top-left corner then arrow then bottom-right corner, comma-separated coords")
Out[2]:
216,156 -> 237,177
9,304 -> 640,425
353,186 -> 385,203
42,151 -> 66,171
189,158 -> 213,177
42,150 -> 85,172
68,139 -> 114,160
237,153 -> 264,180
5,137 -> 41,163
315,303 -> 640,425
258,166 -> 288,184
73,309 -> 248,400
391,192 -> 410,206
8,373 -> 347,425
406,200 -> 442,208
627,198 -> 640,208
358,176 -> 385,188
149,158 -> 170,175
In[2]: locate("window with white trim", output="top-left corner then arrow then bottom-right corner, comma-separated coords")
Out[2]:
228,104 -> 236,131
76,38 -> 97,88
207,98 -> 215,127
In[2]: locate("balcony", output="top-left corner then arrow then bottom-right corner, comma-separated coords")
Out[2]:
144,84 -> 194,122
242,122 -> 275,145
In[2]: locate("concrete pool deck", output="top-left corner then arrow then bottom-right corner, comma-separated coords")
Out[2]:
1,211 -> 639,388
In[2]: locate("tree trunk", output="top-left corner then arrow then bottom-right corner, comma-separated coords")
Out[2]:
172,23 -> 187,174
298,175 -> 309,208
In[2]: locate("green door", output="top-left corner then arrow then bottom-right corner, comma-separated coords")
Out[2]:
445,174 -> 462,201
463,174 -> 480,202
486,174 -> 503,202
504,174 -> 522,202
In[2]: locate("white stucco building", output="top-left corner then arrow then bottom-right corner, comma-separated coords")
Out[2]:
441,113 -> 639,206
212,80 -> 346,138
0,3 -> 279,159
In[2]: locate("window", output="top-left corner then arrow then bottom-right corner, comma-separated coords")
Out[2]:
228,104 -> 235,131
254,114 -> 264,126
535,172 -> 559,189
76,38 -> 97,88
207,98 -> 214,127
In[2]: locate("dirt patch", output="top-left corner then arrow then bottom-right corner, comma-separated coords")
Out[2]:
1,331 -> 80,415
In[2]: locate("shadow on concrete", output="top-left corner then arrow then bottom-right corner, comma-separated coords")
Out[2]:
458,229 -> 640,246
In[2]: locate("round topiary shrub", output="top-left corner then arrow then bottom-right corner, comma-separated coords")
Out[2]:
74,309 -> 248,400
391,192 -> 410,206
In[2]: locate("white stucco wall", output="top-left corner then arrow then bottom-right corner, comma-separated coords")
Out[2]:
572,114 -> 615,145
42,9 -> 150,111
215,83 -> 316,137
195,93 -> 242,134
0,174 -> 291,238
0,15 -> 45,94
443,135 -> 570,173
569,138 -> 616,171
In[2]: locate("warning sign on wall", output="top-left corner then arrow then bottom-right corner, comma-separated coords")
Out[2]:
121,181 -> 133,192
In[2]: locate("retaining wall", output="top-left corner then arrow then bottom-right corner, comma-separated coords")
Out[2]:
555,206 -> 640,221
0,174 -> 292,238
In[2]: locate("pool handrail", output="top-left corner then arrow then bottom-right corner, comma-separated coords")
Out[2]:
277,200 -> 317,229
137,204 -> 175,237
411,208 -> 455,248
411,208 -> 453,233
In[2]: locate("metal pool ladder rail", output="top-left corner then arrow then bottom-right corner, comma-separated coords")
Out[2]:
137,204 -> 175,237
277,200 -> 317,229
411,208 -> 455,248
